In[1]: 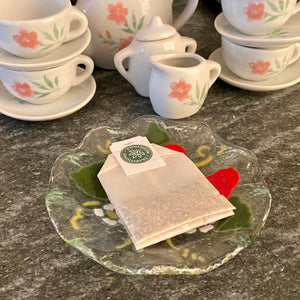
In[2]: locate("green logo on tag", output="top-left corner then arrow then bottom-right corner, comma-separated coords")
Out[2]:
120,144 -> 153,164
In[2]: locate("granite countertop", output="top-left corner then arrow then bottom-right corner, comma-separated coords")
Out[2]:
1,1 -> 299,299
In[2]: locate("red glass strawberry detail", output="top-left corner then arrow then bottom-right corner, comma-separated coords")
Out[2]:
163,144 -> 186,155
206,168 -> 239,198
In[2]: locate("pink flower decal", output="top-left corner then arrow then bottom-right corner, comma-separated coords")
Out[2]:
119,35 -> 133,50
244,2 -> 267,21
169,79 -> 192,102
249,60 -> 271,75
12,29 -> 41,49
12,82 -> 35,98
107,2 -> 128,25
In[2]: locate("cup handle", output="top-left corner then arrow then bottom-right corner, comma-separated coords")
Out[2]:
65,7 -> 88,42
172,0 -> 199,30
292,2 -> 300,15
182,37 -> 197,53
114,45 -> 134,83
289,43 -> 300,66
207,60 -> 221,88
71,55 -> 94,87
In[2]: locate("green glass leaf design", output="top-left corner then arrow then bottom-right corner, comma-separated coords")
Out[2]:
214,196 -> 252,232
144,122 -> 170,145
70,162 -> 109,201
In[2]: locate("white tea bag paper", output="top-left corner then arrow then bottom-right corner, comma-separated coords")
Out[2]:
98,136 -> 235,250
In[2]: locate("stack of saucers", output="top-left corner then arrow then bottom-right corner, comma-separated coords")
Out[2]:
0,0 -> 96,121
209,0 -> 300,92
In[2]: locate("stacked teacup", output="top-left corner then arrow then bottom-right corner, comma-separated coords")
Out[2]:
0,0 -> 94,106
218,0 -> 300,82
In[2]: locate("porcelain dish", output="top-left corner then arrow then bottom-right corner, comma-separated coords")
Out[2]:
214,12 -> 300,48
45,115 -> 272,275
0,68 -> 96,121
0,29 -> 91,71
209,48 -> 300,91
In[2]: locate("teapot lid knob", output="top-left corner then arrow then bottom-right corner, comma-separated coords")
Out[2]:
135,16 -> 177,42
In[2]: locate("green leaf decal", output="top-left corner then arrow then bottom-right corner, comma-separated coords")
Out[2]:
36,92 -> 51,99
275,58 -> 281,69
132,12 -> 136,30
279,0 -> 284,11
267,0 -> 280,12
285,0 -> 290,10
54,77 -> 59,88
137,16 -> 145,30
44,76 -> 54,88
53,24 -> 59,40
60,28 -> 64,39
42,31 -> 54,41
121,28 -> 134,34
196,83 -> 200,100
32,82 -> 49,90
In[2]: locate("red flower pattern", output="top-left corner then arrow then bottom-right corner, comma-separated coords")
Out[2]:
244,3 -> 267,21
118,35 -> 133,50
107,2 -> 128,25
249,60 -> 271,75
169,79 -> 192,102
12,82 -> 35,98
12,29 -> 41,49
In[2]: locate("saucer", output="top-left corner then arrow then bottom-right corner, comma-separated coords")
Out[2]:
0,69 -> 96,121
209,48 -> 300,91
214,12 -> 300,48
0,29 -> 91,71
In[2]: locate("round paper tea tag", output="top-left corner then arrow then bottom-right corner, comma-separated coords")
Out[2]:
120,144 -> 153,164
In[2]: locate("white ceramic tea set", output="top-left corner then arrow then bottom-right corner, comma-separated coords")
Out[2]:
209,0 -> 300,91
0,0 -> 96,121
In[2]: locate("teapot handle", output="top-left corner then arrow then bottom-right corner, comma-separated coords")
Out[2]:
173,0 -> 199,30
114,46 -> 135,83
182,37 -> 197,53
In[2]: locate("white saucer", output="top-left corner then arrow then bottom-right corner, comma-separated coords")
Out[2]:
0,69 -> 96,121
214,12 -> 300,48
0,29 -> 91,71
209,48 -> 300,91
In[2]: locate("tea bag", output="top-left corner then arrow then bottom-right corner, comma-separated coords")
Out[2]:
98,136 -> 235,250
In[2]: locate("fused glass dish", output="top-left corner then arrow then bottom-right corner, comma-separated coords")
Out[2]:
46,115 -> 272,275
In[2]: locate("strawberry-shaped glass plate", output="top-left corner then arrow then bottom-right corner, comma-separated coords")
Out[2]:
46,115 -> 272,275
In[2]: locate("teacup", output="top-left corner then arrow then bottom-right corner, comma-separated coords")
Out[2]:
149,53 -> 221,119
0,0 -> 88,58
221,0 -> 300,35
0,55 -> 94,104
222,37 -> 300,81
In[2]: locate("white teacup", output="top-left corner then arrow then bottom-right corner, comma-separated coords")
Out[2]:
0,55 -> 94,104
0,0 -> 88,58
222,37 -> 300,81
149,53 -> 221,119
221,0 -> 300,35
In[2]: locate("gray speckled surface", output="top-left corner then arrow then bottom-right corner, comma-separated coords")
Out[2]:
1,1 -> 299,299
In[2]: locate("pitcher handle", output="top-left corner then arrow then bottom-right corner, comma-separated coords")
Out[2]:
173,0 -> 199,30
114,45 -> 134,83
207,60 -> 221,88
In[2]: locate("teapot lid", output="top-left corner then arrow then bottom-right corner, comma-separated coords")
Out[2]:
135,16 -> 177,42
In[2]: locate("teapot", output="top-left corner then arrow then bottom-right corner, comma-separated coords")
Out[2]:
114,16 -> 197,97
74,0 -> 199,69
